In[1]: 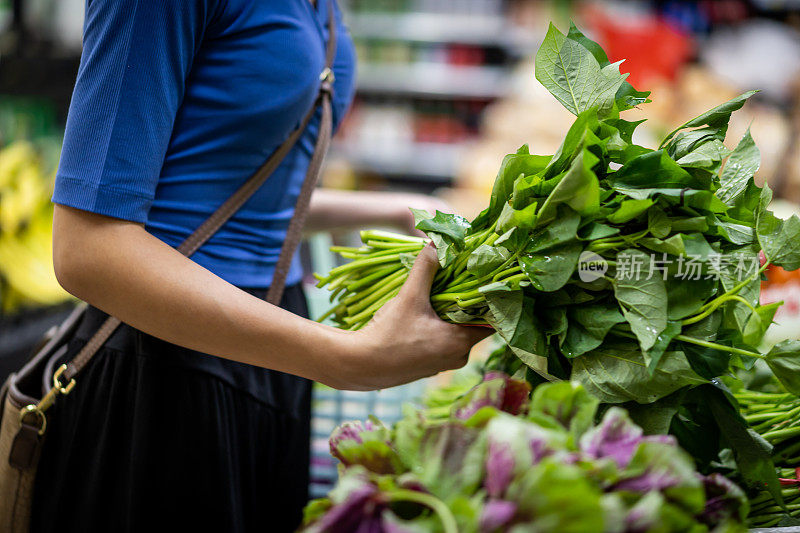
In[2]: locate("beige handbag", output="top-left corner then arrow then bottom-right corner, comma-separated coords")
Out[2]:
0,3 -> 337,529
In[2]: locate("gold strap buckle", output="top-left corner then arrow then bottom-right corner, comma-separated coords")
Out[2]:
17,365 -> 77,437
53,364 -> 76,395
319,67 -> 335,84
19,405 -> 47,436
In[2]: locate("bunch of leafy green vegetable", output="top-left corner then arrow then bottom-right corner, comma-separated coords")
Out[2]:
316,22 -> 800,408
301,375 -> 749,532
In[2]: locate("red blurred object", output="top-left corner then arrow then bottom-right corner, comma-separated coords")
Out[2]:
763,264 -> 800,289
584,7 -> 694,87
415,115 -> 468,144
447,44 -> 484,67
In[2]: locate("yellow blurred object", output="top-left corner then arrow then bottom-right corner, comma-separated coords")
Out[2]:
0,140 -> 70,313
0,142 -> 38,189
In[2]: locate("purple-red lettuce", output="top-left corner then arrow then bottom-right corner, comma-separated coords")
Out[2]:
452,371 -> 531,420
580,408 -> 674,469
329,418 -> 404,475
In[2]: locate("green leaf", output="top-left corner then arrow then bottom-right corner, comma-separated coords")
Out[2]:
399,252 -> 416,270
512,173 -> 545,209
621,440 -> 706,513
757,210 -> 800,271
661,91 -> 759,147
564,22 -> 651,111
561,303 -> 626,358
415,423 -> 486,500
608,150 -> 700,191
701,383 -> 780,499
394,406 -> 426,469
483,286 -> 549,372
681,233 -> 717,261
719,250 -> 760,331
765,340 -> 800,395
467,244 -> 511,277
571,342 -> 706,404
665,276 -> 716,320
675,138 -> 731,170
411,209 -> 472,267
684,309 -> 721,342
639,235 -> 685,256
606,199 -> 653,224
535,23 -> 628,118
530,381 -> 599,441
680,340 -> 731,380
644,320 -> 682,373
496,201 -> 539,233
714,219 -> 755,246
507,459 -> 606,533
670,217 -> 709,233
544,110 -> 599,179
614,249 -> 669,351
541,305 -> 569,341
680,312 -> 731,379
580,222 -> 619,241
411,209 -> 470,244
666,128 -> 720,160
624,389 -> 685,435
537,149 -> 600,227
647,207 -> 671,239
614,188 -> 728,213
526,207 -> 581,252
742,302 -> 780,347
717,129 -> 760,205
520,242 -> 582,292
603,118 -> 647,144
618,491 -> 697,532
471,146 -> 551,231
429,234 -> 458,267
494,226 -> 529,254
726,179 -> 762,224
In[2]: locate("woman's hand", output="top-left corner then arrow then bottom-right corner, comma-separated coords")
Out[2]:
328,243 -> 492,390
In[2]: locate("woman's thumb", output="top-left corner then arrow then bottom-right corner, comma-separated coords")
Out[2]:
399,242 -> 439,303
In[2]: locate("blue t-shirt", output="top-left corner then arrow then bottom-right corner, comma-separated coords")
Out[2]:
53,0 -> 356,289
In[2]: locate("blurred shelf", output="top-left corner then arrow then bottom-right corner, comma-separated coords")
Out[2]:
356,63 -> 510,99
751,0 -> 800,10
347,12 -> 542,53
348,12 -> 513,48
332,141 -> 468,182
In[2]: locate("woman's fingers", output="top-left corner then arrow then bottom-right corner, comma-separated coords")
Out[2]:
398,242 -> 439,308
461,324 -> 496,345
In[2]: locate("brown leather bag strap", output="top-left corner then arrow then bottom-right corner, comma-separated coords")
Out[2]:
60,1 -> 337,383
266,88 -> 333,304
266,0 -> 338,305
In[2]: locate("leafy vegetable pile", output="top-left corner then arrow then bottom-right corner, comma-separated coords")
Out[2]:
301,375 -> 749,532
316,23 -> 800,407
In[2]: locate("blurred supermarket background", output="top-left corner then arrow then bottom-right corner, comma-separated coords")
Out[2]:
3,0 -> 800,497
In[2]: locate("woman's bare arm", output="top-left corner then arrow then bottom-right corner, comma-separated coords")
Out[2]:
305,189 -> 453,235
52,205 -> 489,391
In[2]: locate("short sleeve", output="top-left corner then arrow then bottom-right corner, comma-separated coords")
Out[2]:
53,0 -> 213,222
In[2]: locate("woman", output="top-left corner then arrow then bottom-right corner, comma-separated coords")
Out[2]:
33,1 -> 489,532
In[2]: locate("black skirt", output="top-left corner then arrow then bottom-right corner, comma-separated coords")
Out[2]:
31,285 -> 313,533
